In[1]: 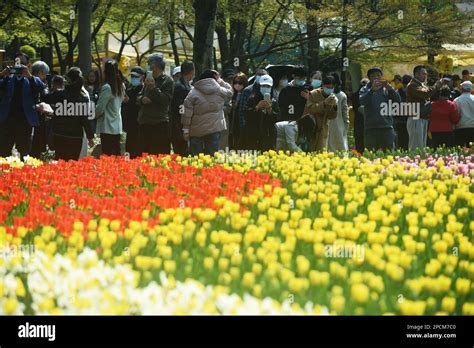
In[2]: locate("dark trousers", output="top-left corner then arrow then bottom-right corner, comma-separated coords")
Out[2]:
364,128 -> 395,151
125,126 -> 141,159
454,128 -> 474,147
354,113 -> 365,153
53,135 -> 82,161
431,131 -> 455,148
139,122 -> 170,155
0,117 -> 33,159
30,117 -> 48,159
395,121 -> 409,151
170,117 -> 187,156
100,133 -> 121,156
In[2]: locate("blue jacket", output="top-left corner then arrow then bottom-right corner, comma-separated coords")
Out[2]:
0,75 -> 45,126
359,83 -> 401,130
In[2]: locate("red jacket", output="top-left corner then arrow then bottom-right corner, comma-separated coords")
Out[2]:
429,99 -> 460,133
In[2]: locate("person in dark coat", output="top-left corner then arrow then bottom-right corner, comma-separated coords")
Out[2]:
122,67 -> 145,159
46,67 -> 94,160
243,74 -> 279,151
352,78 -> 369,153
278,66 -> 309,121
170,60 -> 195,156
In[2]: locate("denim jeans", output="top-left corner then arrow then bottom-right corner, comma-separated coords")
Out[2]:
190,132 -> 221,156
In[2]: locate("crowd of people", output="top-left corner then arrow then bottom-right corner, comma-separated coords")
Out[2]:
1,51 -> 473,161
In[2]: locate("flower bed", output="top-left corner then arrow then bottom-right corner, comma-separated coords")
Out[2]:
0,152 -> 473,315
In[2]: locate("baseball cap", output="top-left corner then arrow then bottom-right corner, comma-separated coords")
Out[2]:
259,74 -> 273,86
461,80 -> 473,91
131,66 -> 145,77
172,66 -> 181,76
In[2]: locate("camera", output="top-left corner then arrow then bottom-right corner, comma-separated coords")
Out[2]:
9,66 -> 24,75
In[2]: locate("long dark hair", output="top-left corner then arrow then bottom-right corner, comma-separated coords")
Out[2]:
86,69 -> 100,91
103,60 -> 123,97
66,67 -> 87,97
328,72 -> 341,93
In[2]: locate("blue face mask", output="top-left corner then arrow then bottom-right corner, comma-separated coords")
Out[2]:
131,77 -> 142,87
295,79 -> 306,87
311,79 -> 322,88
323,87 -> 334,95
255,75 -> 262,84
260,87 -> 272,95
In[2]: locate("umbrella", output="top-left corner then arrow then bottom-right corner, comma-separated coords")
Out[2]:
248,64 -> 297,84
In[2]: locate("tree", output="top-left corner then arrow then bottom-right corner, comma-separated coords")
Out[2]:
77,0 -> 92,74
193,0 -> 217,77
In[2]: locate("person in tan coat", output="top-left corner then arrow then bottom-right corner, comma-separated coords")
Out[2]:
302,75 -> 338,151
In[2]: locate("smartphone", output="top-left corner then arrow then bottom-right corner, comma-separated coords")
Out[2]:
9,66 -> 23,75
146,71 -> 154,82
264,93 -> 271,103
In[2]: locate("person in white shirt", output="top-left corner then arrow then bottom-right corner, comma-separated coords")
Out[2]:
275,114 -> 316,152
454,81 -> 474,147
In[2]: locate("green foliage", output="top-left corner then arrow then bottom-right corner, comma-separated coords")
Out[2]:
19,45 -> 36,59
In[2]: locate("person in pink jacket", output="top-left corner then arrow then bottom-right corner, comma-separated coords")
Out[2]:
182,69 -> 233,156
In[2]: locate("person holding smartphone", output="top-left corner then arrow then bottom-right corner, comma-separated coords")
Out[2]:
359,67 -> 401,151
242,74 -> 279,151
0,52 -> 46,159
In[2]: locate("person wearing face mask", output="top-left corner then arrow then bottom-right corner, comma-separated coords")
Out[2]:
170,60 -> 195,156
278,66 -> 309,122
242,74 -> 279,151
310,71 -> 323,90
359,67 -> 401,151
229,72 -> 248,149
303,75 -> 338,151
326,72 -> 349,152
272,74 -> 289,103
238,67 -> 268,136
137,53 -> 174,155
121,67 -> 145,159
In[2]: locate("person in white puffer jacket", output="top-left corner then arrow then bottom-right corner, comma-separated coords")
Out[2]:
182,69 -> 233,156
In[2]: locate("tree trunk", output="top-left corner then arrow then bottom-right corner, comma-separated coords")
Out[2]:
192,0 -> 217,78
306,0 -> 320,72
168,23 -> 180,67
78,0 -> 92,74
228,0 -> 247,72
215,6 -> 230,70
40,34 -> 53,70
